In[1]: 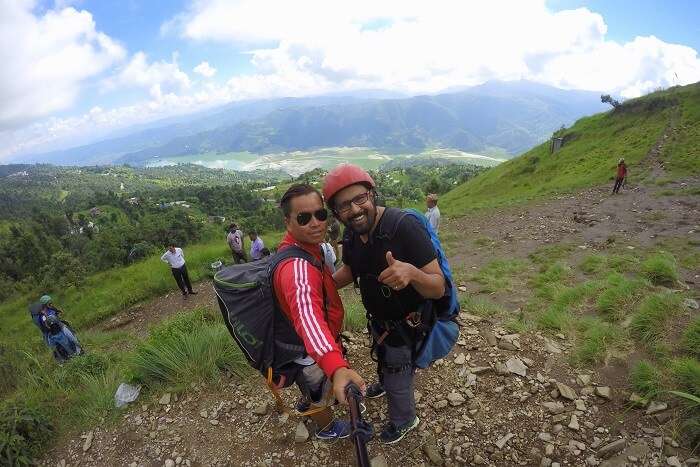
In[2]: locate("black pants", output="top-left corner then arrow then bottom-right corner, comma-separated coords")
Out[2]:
171,265 -> 193,294
231,250 -> 247,264
612,177 -> 624,193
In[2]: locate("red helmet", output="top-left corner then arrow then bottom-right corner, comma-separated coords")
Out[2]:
323,163 -> 375,204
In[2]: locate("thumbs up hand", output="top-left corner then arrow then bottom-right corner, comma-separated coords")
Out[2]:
378,251 -> 415,291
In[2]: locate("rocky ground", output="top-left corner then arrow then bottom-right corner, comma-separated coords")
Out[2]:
42,134 -> 699,466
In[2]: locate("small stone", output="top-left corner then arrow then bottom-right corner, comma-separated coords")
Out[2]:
480,329 -> 498,346
585,455 -> 599,466
433,399 -> 449,409
685,458 -> 699,466
473,454 -> 486,465
684,298 -> 699,310
447,392 -> 466,407
506,357 -> 527,376
540,457 -> 552,467
295,421 -> 309,443
595,386 -> 612,400
568,415 -> 580,431
253,402 -> 269,415
575,399 -> 586,411
576,374 -> 592,386
545,444 -> 555,456
556,382 -> 577,401
82,431 -> 93,452
542,401 -> 566,414
544,339 -> 562,353
538,432 -> 553,442
495,362 -> 509,375
370,454 -> 388,467
165,460 -> 175,467
199,410 -> 208,418
209,419 -> 219,425
653,437 -> 663,448
597,439 -> 627,458
159,393 -> 171,405
645,401 -> 668,415
454,353 -> 467,365
498,340 -> 518,351
666,456 -> 682,467
629,393 -> 648,407
422,435 -> 443,466
495,433 -> 514,449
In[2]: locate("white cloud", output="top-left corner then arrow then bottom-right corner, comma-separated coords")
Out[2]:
102,52 -> 191,96
174,0 -> 700,98
0,0 -> 126,130
193,61 -> 217,77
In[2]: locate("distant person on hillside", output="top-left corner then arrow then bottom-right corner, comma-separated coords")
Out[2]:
249,230 -> 265,261
612,158 -> 628,194
425,193 -> 441,233
227,223 -> 246,264
161,243 -> 198,299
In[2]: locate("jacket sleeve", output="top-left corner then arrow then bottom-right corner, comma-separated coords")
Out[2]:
160,252 -> 169,263
276,258 -> 348,378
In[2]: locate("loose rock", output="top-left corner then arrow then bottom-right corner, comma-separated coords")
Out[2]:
506,357 -> 527,376
556,382 -> 577,401
295,421 -> 309,443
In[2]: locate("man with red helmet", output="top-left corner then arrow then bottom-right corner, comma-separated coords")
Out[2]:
324,164 -> 446,444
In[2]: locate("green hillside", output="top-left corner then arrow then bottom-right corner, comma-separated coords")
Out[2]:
442,82 -> 700,214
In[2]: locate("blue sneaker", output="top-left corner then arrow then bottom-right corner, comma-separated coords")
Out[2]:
316,420 -> 351,440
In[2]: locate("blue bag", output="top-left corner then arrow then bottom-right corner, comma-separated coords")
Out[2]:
399,209 -> 460,369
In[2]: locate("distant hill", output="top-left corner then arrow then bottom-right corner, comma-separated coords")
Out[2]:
117,81 -> 606,166
441,82 -> 700,214
16,81 -> 606,166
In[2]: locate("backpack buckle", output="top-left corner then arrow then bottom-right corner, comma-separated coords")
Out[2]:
405,312 -> 422,328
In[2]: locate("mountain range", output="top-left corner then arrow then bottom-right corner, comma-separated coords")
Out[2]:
13,81 -> 608,166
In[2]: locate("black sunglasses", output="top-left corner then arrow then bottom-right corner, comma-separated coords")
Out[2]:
296,208 -> 328,226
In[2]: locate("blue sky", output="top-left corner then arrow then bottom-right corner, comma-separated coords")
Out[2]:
1,0 -> 699,159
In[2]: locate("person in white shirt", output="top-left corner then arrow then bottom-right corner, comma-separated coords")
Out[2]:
226,223 -> 246,264
425,193 -> 441,233
161,243 -> 198,299
321,238 -> 337,273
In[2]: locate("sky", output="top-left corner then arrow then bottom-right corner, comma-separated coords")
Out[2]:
1,0 -> 699,160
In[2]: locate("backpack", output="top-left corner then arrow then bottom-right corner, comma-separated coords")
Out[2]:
213,246 -> 323,387
344,208 -> 460,368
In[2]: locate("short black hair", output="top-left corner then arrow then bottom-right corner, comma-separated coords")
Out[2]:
279,183 -> 323,217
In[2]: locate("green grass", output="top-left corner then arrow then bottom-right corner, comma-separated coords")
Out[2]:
533,280 -> 601,331
471,259 -> 527,293
340,290 -> 368,332
530,262 -> 573,300
654,238 -> 700,270
682,318 -> 700,358
629,292 -> 683,346
641,252 -> 679,285
580,254 -> 607,275
572,317 -> 624,365
441,83 -> 700,216
595,273 -> 648,321
670,358 -> 700,398
528,244 -> 575,267
630,360 -> 664,398
460,295 -> 507,318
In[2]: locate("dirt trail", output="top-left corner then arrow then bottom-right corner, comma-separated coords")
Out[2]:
43,127 -> 699,467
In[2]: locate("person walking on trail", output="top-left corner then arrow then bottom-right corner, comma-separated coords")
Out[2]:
226,223 -> 246,264
324,164 -> 448,445
425,193 -> 441,233
612,158 -> 628,194
249,230 -> 265,261
273,183 -> 365,440
161,243 -> 198,299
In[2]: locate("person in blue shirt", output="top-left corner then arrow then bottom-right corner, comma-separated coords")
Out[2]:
28,295 -> 82,361
249,230 -> 265,261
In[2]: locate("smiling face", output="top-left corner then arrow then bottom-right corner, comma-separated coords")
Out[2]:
333,183 -> 377,235
284,192 -> 328,245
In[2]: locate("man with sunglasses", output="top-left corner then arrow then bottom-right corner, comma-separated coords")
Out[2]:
324,164 -> 446,445
272,183 -> 366,440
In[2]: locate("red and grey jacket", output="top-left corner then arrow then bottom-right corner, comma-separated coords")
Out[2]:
273,231 -> 348,378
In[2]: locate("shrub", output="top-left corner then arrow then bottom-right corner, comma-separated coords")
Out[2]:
682,318 -> 700,358
579,254 -> 607,275
131,324 -> 247,387
0,404 -> 53,466
641,252 -> 679,286
630,292 -> 682,345
630,360 -> 663,397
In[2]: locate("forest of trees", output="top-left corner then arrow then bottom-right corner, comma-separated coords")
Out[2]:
0,160 -> 485,302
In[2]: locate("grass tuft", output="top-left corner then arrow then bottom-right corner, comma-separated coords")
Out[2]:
682,318 -> 700,358
641,252 -> 679,286
670,357 -> 700,398
630,360 -> 664,398
595,273 -> 647,321
571,317 -> 623,364
471,259 -> 527,293
460,295 -> 507,318
629,292 -> 683,345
